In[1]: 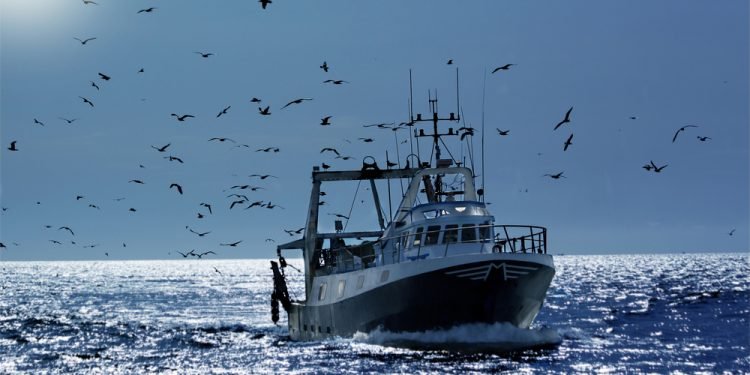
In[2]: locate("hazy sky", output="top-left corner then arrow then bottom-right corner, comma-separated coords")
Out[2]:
1,0 -> 747,261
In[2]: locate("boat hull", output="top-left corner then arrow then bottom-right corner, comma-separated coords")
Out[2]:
287,253 -> 555,340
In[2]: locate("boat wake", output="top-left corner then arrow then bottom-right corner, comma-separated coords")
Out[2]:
353,322 -> 562,353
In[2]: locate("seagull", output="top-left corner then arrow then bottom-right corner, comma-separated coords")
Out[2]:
281,98 -> 313,110
250,97 -> 262,103
188,228 -> 211,237
447,59 -> 453,65
230,200 -> 246,210
200,203 -> 213,214
129,179 -> 145,184
208,137 -> 236,143
76,195 -> 85,200
358,138 -> 374,143
88,204 -> 100,209
33,118 -> 45,126
672,125 -> 698,143
491,64 -> 514,73
216,106 -> 231,117
321,147 -> 339,156
249,174 -> 277,180
496,128 -> 510,136
642,163 -> 654,171
321,163 -> 331,170
169,183 -> 183,195
213,267 -> 222,275
79,96 -> 94,107
220,241 -> 242,247
265,202 -> 284,209
8,141 -> 18,151
649,160 -> 668,173
258,106 -> 271,115
323,79 -> 348,85
151,143 -> 171,152
729,229 -> 735,236
177,250 -> 194,258
696,136 -> 711,142
629,116 -> 638,120
138,68 -> 144,73
194,251 -> 215,259
320,61 -> 329,72
90,81 -> 99,90
50,240 -> 63,245
256,147 -> 279,153
320,116 -> 332,126
59,226 -> 75,236
137,7 -> 157,13
58,117 -> 77,124
194,52 -> 214,58
171,114 -> 194,121
74,37 -> 96,45
129,208 -> 136,212
259,0 -> 271,9
543,172 -> 566,179
563,134 -> 574,151
164,155 -> 183,163
245,200 -> 265,209
554,107 -> 573,130
98,72 -> 111,81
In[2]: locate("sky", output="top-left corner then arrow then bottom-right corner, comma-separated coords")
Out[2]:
1,0 -> 747,261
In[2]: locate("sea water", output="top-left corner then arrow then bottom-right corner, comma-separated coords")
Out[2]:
0,253 -> 748,374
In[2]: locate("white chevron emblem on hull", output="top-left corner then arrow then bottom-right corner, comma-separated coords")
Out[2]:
445,262 -> 539,281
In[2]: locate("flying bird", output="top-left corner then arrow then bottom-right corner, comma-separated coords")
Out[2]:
82,0 -> 98,4
328,213 -> 350,220
281,98 -> 313,110
258,106 -> 271,115
200,202 -> 213,214
209,137 -> 236,143
164,155 -> 183,163
696,136 -> 711,142
321,163 -> 331,170
171,114 -> 194,121
213,267 -> 222,275
170,183 -> 183,195
74,37 -> 96,45
729,229 -> 735,236
496,129 -> 509,136
642,163 -> 654,171
320,116 -> 332,126
194,251 -> 215,259
491,64 -> 514,73
259,0 -> 271,9
250,97 -> 262,103
58,117 -> 77,124
151,143 -> 171,152
59,226 -> 75,236
76,195 -> 85,200
216,106 -> 231,117
672,125 -> 698,143
177,250 -> 194,258
33,118 -> 45,126
137,7 -> 157,13
188,228 -> 211,237
129,179 -> 145,184
321,147 -> 339,156
543,172 -> 566,179
256,147 -> 279,153
563,134 -> 574,151
98,72 -> 111,81
90,81 -> 100,90
446,59 -> 453,65
358,138 -> 374,143
249,174 -> 277,180
220,241 -> 242,247
320,61 -> 329,72
8,141 -> 18,151
194,52 -> 214,58
323,79 -> 348,85
79,96 -> 94,107
554,107 -> 573,130
88,204 -> 100,209
649,160 -> 668,173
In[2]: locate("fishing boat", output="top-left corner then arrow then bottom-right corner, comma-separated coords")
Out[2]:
270,76 -> 555,340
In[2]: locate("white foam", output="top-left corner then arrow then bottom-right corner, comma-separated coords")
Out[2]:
353,322 -> 562,352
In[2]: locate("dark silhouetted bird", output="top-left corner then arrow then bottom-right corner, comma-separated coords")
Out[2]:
672,125 -> 698,143
491,64 -> 514,73
58,117 -> 77,124
320,61 -> 329,72
59,226 -> 75,236
250,97 -> 262,103
194,52 -> 214,58
496,128 -> 509,136
220,241 -> 242,247
151,143 -> 170,152
321,147 -> 339,156
200,202 -> 213,214
8,141 -> 18,151
171,114 -> 194,121
209,137 -> 236,143
170,183 -> 183,195
82,0 -> 98,4
76,195 -> 85,200
729,229 -> 735,236
129,179 -> 145,184
259,106 -> 271,115
447,59 -> 453,65
321,163 -> 331,170
194,251 -> 215,259
554,107 -> 573,130
79,96 -> 94,107
74,37 -> 96,45
358,138 -> 374,143
216,106 -> 230,117
328,213 -> 350,220
281,98 -> 313,110
543,172 -> 566,179
129,208 -> 136,212
259,0 -> 271,9
320,116 -> 332,126
137,7 -> 157,13
642,163 -> 653,171
323,79 -> 348,85
249,174 -> 277,180
33,118 -> 45,126
563,134 -> 574,151
649,160 -> 668,173
697,136 -> 711,142
164,155 -> 183,163
98,72 -> 111,81
90,81 -> 99,90
188,227 -> 210,237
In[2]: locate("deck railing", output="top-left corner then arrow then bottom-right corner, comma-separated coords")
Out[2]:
322,224 -> 547,273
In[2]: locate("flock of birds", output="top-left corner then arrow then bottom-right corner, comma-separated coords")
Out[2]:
0,1 -> 738,260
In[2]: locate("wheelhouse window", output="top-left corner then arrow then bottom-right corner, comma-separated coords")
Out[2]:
443,224 -> 459,244
425,225 -> 441,245
479,222 -> 492,243
337,280 -> 346,299
461,224 -> 477,243
318,283 -> 327,301
412,227 -> 424,247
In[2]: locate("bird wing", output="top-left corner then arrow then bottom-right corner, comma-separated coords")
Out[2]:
671,129 -> 681,143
